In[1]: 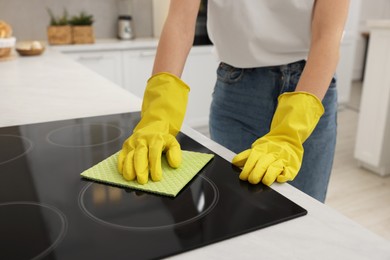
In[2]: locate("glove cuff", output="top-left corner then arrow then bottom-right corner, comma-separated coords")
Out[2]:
278,91 -> 324,115
147,72 -> 190,92
270,91 -> 325,144
136,72 -> 190,136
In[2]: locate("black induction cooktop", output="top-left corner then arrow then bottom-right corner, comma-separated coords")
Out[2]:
0,112 -> 307,260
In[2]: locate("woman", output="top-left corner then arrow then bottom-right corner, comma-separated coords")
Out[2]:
117,0 -> 350,202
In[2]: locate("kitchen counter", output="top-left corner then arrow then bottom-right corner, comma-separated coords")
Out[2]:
50,38 -> 159,52
1,48 -> 390,259
0,49 -> 142,127
366,19 -> 390,29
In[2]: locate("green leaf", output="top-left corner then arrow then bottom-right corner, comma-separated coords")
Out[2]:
69,11 -> 94,26
46,7 -> 69,26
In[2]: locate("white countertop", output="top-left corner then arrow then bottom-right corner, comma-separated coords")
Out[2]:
0,49 -> 142,127
367,19 -> 390,29
1,47 -> 390,259
50,38 -> 159,53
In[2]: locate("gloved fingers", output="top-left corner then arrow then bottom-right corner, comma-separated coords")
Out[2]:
164,135 -> 182,168
276,166 -> 297,183
232,149 -> 251,167
117,149 -> 127,174
239,150 -> 262,181
149,137 -> 164,182
166,148 -> 182,168
262,159 -> 284,186
122,150 -> 136,181
247,154 -> 276,184
134,139 -> 149,184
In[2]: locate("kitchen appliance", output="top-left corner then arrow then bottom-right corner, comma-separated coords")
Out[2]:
0,112 -> 307,260
194,0 -> 212,45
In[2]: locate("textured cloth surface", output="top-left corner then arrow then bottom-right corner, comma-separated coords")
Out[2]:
81,150 -> 214,197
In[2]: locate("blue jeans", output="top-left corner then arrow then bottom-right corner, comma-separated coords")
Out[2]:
209,60 -> 337,202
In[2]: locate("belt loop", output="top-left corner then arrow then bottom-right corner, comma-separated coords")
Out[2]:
279,64 -> 288,95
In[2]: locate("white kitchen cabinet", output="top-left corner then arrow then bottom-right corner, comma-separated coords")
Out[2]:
123,46 -> 219,129
354,21 -> 390,176
64,50 -> 123,87
336,0 -> 361,103
181,46 -> 218,128
122,49 -> 156,98
336,32 -> 357,104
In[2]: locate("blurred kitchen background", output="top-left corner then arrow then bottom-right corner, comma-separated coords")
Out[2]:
0,0 -> 385,84
1,0 -> 390,240
0,0 -> 154,39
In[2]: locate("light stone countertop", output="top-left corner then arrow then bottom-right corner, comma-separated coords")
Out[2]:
0,49 -> 142,127
367,19 -> 390,29
49,37 -> 214,56
50,38 -> 159,53
1,48 -> 390,259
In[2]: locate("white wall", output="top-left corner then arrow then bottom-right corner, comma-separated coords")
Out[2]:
0,0 -> 153,41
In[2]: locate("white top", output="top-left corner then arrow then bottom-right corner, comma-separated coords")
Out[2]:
207,0 -> 314,68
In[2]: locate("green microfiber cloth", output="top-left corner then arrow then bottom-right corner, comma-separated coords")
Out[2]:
81,150 -> 214,197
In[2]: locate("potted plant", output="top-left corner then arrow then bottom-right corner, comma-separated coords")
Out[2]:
70,11 -> 95,44
46,8 -> 72,45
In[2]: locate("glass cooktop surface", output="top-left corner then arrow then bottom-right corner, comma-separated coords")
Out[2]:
0,112 -> 307,260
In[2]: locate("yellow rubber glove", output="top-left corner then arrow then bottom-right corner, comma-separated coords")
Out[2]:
232,91 -> 324,186
117,72 -> 189,184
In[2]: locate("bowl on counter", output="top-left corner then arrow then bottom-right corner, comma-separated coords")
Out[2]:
15,41 -> 45,56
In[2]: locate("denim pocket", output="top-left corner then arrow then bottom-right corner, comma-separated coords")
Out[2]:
217,62 -> 244,84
